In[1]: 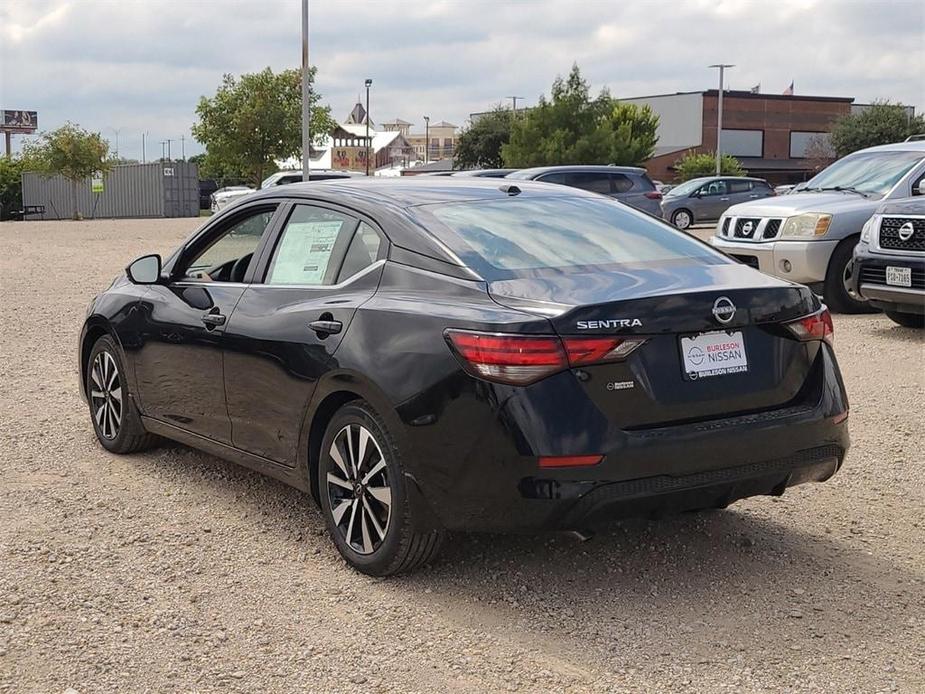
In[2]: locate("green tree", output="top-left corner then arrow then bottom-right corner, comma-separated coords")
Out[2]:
21,123 -> 112,219
830,101 -> 925,157
192,67 -> 335,186
674,151 -> 745,181
0,156 -> 25,220
501,65 -> 659,167
455,106 -> 514,169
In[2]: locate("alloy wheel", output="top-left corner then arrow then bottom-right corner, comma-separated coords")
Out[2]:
326,424 -> 392,555
90,351 -> 122,440
674,211 -> 691,229
842,257 -> 862,300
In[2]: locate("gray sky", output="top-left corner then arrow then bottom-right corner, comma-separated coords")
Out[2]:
2,0 -> 923,161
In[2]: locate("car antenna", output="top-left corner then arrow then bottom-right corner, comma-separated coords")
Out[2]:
499,184 -> 521,196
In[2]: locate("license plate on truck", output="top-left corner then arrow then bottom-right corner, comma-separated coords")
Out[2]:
886,266 -> 912,288
680,330 -> 748,380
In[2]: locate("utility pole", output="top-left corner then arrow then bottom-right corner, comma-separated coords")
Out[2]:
166,139 -> 173,161
709,64 -> 734,175
423,115 -> 430,164
365,78 -> 372,176
180,135 -> 185,161
506,96 -> 525,116
142,132 -> 147,163
108,126 -> 122,158
301,0 -> 311,181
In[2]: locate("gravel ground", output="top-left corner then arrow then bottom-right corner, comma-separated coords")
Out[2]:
1,218 -> 923,694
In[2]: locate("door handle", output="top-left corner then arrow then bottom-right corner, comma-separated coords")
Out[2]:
201,312 -> 226,327
309,319 -> 342,335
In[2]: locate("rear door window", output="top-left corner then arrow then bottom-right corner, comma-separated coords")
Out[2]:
265,205 -> 358,285
611,174 -> 634,193
537,172 -> 567,185
728,180 -> 751,193
565,172 -> 612,194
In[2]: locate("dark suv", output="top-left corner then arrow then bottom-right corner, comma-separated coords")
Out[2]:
507,165 -> 663,217
852,196 -> 925,328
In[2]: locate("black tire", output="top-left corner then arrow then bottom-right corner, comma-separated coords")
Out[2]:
86,335 -> 158,454
824,238 -> 878,314
885,311 -> 925,329
671,209 -> 693,230
318,400 -> 445,576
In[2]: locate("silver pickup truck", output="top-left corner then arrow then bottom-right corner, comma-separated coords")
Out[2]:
711,141 -> 925,312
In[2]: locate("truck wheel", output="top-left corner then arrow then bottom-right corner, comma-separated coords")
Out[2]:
885,311 -> 924,329
823,238 -> 877,314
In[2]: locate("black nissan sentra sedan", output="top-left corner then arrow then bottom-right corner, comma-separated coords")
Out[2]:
79,178 -> 849,575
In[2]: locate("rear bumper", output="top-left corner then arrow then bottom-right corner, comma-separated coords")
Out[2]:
711,237 -> 837,285
406,346 -> 849,532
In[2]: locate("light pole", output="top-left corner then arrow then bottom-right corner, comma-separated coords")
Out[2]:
365,78 -> 372,176
108,127 -> 122,158
423,115 -> 430,164
709,64 -> 734,175
142,131 -> 148,163
506,95 -> 525,116
301,0 -> 311,181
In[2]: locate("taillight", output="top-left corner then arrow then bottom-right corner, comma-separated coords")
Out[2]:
444,331 -> 567,385
785,307 -> 834,346
445,330 -> 645,385
561,336 -> 645,365
645,191 -> 663,200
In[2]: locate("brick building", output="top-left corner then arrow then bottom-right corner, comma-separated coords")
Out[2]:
624,90 -> 854,185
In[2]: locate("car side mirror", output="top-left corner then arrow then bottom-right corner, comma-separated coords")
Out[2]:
126,254 -> 162,284
915,179 -> 925,196
691,190 -> 703,198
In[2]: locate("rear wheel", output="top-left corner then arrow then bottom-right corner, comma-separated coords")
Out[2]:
824,238 -> 877,314
671,209 -> 693,230
885,311 -> 924,328
318,401 -> 444,576
86,335 -> 158,453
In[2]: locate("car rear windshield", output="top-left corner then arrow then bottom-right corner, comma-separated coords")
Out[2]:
417,195 -> 725,280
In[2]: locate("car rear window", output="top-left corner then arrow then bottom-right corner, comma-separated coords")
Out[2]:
629,173 -> 655,191
417,195 -> 724,280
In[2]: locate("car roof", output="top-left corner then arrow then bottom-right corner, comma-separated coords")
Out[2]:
249,176 -> 590,209
852,140 -> 925,154
509,164 -> 648,179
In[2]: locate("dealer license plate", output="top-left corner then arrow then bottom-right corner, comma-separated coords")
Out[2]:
680,330 -> 748,380
886,266 -> 912,288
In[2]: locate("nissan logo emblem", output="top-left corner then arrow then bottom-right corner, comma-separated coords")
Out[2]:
742,221 -> 754,234
712,296 -> 736,324
898,221 -> 915,242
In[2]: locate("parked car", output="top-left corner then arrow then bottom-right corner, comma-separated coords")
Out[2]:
451,168 -> 518,178
661,176 -> 775,229
712,141 -> 925,313
507,165 -> 663,217
80,178 -> 848,575
851,194 -> 925,328
774,184 -> 797,196
210,185 -> 254,213
214,170 -> 363,210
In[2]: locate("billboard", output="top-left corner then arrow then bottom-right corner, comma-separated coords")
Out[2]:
2,110 -> 38,133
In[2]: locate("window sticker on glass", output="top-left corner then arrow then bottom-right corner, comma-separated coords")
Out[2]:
268,219 -> 344,284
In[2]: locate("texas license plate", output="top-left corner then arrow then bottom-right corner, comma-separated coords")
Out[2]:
886,266 -> 912,287
680,330 -> 748,380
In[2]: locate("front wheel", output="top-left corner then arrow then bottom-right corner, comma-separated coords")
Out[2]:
671,209 -> 693,230
823,239 -> 877,314
86,335 -> 158,453
318,401 -> 444,576
885,311 -> 925,329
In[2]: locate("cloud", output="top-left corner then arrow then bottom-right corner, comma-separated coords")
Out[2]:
1,0 -> 922,161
